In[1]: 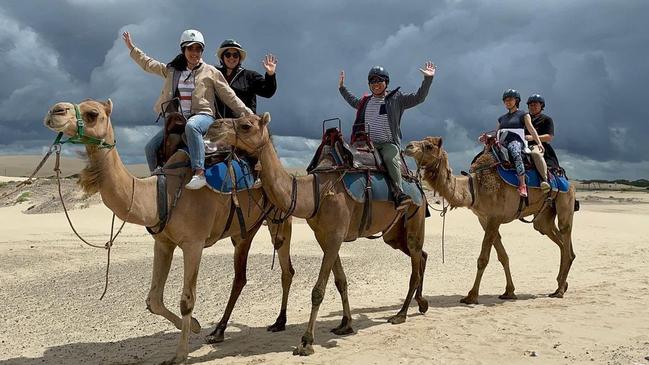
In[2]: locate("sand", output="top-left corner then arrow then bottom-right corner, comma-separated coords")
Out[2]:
0,177 -> 648,365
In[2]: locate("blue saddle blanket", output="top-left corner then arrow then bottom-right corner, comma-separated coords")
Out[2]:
342,173 -> 424,206
496,166 -> 570,192
205,160 -> 256,193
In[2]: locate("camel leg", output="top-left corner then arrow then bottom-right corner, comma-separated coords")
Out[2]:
146,239 -> 201,334
267,219 -> 295,333
536,195 -> 575,298
492,234 -> 517,300
388,221 -> 424,324
205,227 -> 259,344
293,234 -> 343,356
330,255 -> 353,335
416,250 -> 429,313
162,244 -> 203,365
461,222 -> 498,305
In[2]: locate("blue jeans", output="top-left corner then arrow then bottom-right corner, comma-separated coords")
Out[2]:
185,114 -> 216,171
143,114 -> 216,172
144,128 -> 164,172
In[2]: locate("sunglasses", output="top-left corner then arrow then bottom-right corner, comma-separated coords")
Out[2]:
369,78 -> 386,84
223,52 -> 240,59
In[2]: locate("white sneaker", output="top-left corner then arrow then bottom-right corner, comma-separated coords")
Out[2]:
185,174 -> 207,190
540,181 -> 551,193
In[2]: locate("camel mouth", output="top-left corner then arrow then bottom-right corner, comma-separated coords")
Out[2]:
404,143 -> 418,157
43,116 -> 69,132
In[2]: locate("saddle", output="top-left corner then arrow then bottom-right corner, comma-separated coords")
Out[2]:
306,126 -> 414,180
155,98 -> 236,169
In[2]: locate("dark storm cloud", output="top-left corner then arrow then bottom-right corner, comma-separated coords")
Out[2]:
1,0 -> 648,178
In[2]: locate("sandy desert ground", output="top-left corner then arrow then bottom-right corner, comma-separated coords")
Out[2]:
1,175 -> 648,365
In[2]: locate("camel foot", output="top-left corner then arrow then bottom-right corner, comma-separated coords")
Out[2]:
550,282 -> 568,298
387,313 -> 407,325
204,324 -> 226,344
267,318 -> 286,332
549,290 -> 564,298
460,295 -> 479,305
416,298 -> 429,313
330,315 -> 353,335
498,292 -> 518,300
293,343 -> 315,356
159,354 -> 187,365
191,317 -> 201,334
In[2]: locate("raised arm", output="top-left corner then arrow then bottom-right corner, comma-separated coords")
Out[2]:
400,61 -> 436,109
123,32 -> 168,78
250,54 -> 278,98
338,71 -> 361,108
214,70 -> 253,116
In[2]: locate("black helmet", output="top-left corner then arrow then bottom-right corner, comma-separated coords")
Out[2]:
502,89 -> 521,102
368,66 -> 389,84
527,93 -> 545,108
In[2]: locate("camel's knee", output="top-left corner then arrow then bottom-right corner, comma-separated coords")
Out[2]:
477,257 -> 489,270
311,286 -> 325,306
233,274 -> 248,290
179,292 -> 195,316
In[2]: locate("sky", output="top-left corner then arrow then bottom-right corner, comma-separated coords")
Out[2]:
1,0 -> 648,179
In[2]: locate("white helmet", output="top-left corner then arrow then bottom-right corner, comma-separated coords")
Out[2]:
179,29 -> 205,49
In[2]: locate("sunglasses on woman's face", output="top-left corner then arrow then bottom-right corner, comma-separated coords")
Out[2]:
369,78 -> 385,84
223,52 -> 240,59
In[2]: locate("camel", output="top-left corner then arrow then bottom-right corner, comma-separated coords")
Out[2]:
43,99 -> 294,365
208,113 -> 429,356
405,136 -> 576,304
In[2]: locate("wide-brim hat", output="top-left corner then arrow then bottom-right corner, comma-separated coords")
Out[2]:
216,39 -> 247,62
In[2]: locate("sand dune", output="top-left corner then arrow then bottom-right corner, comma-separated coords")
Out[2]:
0,180 -> 648,364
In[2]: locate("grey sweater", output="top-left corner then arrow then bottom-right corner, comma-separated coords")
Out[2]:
339,75 -> 433,147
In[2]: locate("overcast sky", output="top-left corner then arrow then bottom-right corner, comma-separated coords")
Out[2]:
1,0 -> 648,179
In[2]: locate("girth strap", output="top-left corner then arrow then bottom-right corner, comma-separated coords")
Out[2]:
145,160 -> 190,235
460,170 -> 476,207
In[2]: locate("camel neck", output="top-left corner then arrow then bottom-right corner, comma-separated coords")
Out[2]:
257,140 -> 316,219
83,134 -> 158,226
426,155 -> 474,208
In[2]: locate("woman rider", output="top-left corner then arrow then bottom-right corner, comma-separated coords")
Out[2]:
122,30 -> 252,189
214,39 -> 278,117
497,89 -> 546,197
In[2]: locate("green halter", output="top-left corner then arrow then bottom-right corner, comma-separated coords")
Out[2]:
54,104 -> 116,149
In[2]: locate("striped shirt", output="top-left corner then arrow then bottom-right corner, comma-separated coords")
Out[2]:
177,70 -> 195,117
364,96 -> 393,144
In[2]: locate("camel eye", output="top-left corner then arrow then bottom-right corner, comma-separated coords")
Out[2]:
239,124 -> 252,131
424,144 -> 432,150
86,110 -> 99,119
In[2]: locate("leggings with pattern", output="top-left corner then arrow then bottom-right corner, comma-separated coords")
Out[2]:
506,140 -> 525,176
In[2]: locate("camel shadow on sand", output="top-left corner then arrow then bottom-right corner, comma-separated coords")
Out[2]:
0,293 -> 541,365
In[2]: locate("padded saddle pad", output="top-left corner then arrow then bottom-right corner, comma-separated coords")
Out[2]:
497,165 -> 570,192
342,172 -> 425,206
205,159 -> 256,193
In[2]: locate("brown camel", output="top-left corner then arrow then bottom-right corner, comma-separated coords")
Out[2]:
208,113 -> 429,356
405,136 -> 576,304
43,99 -> 294,365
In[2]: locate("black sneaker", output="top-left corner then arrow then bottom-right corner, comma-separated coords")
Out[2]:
395,192 -> 413,210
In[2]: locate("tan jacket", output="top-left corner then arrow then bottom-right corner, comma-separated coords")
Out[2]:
129,47 -> 252,117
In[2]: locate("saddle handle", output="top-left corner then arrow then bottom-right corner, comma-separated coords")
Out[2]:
160,97 -> 182,118
322,117 -> 342,135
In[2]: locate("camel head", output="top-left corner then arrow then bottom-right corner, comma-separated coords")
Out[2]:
208,112 -> 270,156
404,136 -> 445,168
44,99 -> 114,144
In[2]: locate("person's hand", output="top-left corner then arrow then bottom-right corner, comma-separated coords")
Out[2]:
419,61 -> 436,77
478,133 -> 487,143
339,71 -> 345,88
537,144 -> 545,154
262,54 -> 277,76
122,32 -> 135,51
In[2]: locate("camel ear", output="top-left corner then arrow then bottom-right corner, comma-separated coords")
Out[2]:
434,137 -> 443,148
261,112 -> 271,126
103,99 -> 113,117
